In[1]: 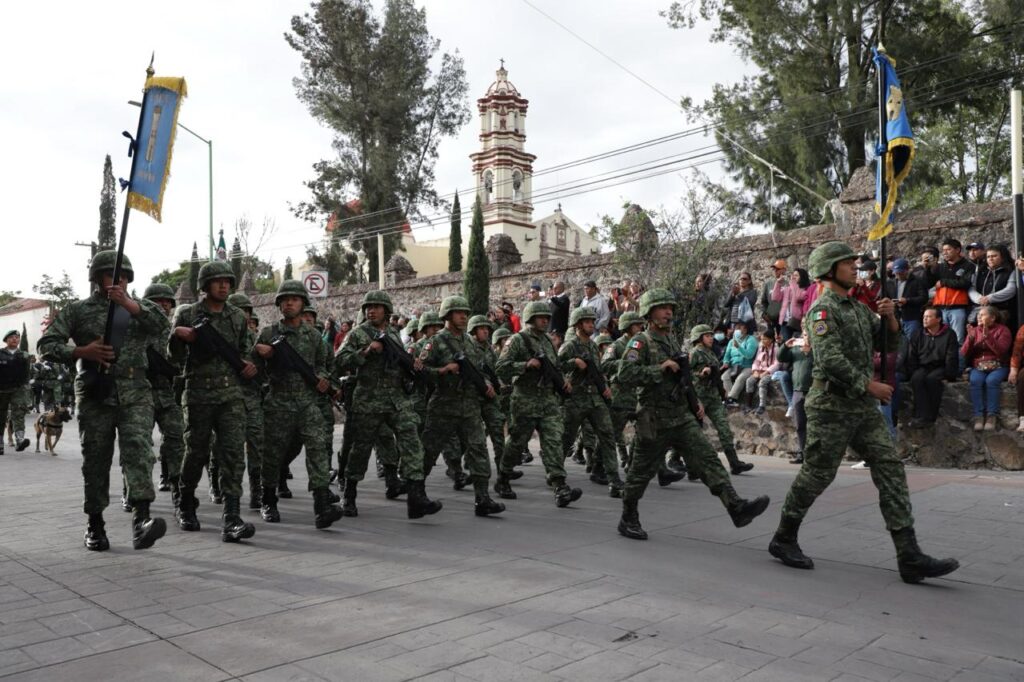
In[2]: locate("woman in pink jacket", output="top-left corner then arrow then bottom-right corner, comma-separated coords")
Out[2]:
744,329 -> 780,414
773,268 -> 810,342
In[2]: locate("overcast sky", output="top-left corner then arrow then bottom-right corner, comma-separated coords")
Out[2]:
0,0 -> 748,297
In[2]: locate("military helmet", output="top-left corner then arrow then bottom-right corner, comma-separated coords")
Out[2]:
197,260 -> 236,291
418,311 -> 442,331
89,250 -> 134,283
302,303 -> 318,319
403,318 -> 420,336
227,292 -> 253,310
492,327 -> 512,345
808,240 -> 857,279
439,295 -> 472,319
689,324 -> 715,345
594,332 -> 613,347
360,290 -> 393,314
275,279 -> 310,307
143,282 -> 176,303
638,288 -> 676,318
468,314 -> 493,333
618,311 -> 643,330
569,306 -> 597,327
522,300 -> 552,324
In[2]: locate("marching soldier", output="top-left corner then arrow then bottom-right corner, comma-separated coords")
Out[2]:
769,242 -> 959,583
169,260 -> 257,543
142,284 -> 185,506
36,359 -> 60,412
252,281 -> 343,528
38,250 -> 166,551
228,292 -> 265,511
334,290 -> 442,519
414,312 -> 466,490
602,312 -> 644,470
469,315 -> 506,465
418,296 -> 505,516
0,330 -> 31,453
616,288 -> 770,540
494,301 -> 583,507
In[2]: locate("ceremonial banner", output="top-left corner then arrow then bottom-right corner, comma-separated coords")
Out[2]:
869,48 -> 914,241
127,76 -> 187,222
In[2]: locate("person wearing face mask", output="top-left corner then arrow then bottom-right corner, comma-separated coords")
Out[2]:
851,260 -> 882,313
711,325 -> 729,359
721,326 -> 757,406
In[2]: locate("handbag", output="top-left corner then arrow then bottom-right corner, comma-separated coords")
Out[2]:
976,359 -> 1001,372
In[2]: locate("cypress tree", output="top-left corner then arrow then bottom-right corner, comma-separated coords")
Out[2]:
19,323 -> 28,352
448,192 -> 462,272
284,257 -> 294,281
98,155 -> 117,249
230,236 -> 243,289
463,195 -> 489,315
189,242 -> 201,297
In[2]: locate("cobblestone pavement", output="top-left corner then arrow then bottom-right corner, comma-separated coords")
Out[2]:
0,420 -> 1021,681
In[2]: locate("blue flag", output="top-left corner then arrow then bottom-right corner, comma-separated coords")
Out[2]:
869,48 -> 914,241
127,76 -> 187,222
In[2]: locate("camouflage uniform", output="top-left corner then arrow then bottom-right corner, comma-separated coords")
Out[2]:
142,285 -> 185,500
36,361 -> 61,411
601,316 -> 642,469
228,292 -> 264,510
0,334 -> 31,453
471,317 -> 507,464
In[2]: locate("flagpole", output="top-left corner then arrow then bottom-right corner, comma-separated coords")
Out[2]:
1011,89 -> 1023,327
875,42 -> 889,382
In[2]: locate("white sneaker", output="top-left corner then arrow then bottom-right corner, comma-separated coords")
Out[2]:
785,406 -> 794,418
850,461 -> 868,470
1017,417 -> 1024,433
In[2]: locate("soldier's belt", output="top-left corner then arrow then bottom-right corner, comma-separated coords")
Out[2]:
186,376 -> 236,390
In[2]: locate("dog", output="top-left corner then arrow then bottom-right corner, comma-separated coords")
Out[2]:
35,407 -> 71,455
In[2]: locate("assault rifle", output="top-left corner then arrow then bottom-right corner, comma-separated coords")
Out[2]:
146,347 -> 179,384
193,315 -> 249,379
579,350 -> 611,406
375,330 -> 421,391
667,352 -> 704,425
269,335 -> 342,410
534,350 -> 571,397
453,351 -> 493,399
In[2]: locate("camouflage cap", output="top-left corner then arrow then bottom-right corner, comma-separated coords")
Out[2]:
689,324 -> 714,345
275,279 -> 310,307
360,290 -> 393,314
197,260 -> 236,291
523,300 -> 552,323
618,311 -> 643,329
439,295 -> 472,319
808,241 -> 857,279
492,327 -> 512,345
403,318 -> 420,335
594,331 -> 613,347
143,282 -> 176,303
569,306 -> 597,326
227,292 -> 254,310
89,250 -> 134,283
638,288 -> 676,318
418,311 -> 442,331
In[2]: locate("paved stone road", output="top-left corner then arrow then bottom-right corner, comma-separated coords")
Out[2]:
0,420 -> 1022,681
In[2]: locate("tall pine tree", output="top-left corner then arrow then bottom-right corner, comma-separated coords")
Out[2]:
463,195 -> 489,315
19,323 -> 28,352
284,257 -> 294,281
448,192 -> 462,272
98,155 -> 117,249
230,236 -> 243,288
189,242 -> 201,297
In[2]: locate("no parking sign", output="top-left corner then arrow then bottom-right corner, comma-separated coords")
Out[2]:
301,270 -> 329,298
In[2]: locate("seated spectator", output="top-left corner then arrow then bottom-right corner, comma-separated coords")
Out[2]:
773,268 -> 809,342
970,244 -> 1017,330
745,329 -> 779,415
888,258 -> 929,338
903,307 -> 959,428
1009,321 -> 1024,432
961,305 -> 1012,431
721,325 -> 757,405
711,324 -> 728,360
778,334 -> 812,464
851,259 -> 882,312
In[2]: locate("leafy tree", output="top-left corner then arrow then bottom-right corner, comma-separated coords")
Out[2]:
98,154 -> 117,249
448,191 -> 462,272
151,261 -> 190,291
662,0 -> 1012,229
33,272 -> 77,312
304,234 -> 362,286
20,323 -> 28,352
0,290 -> 20,307
284,257 -> 294,281
286,0 -> 470,277
463,195 -> 489,315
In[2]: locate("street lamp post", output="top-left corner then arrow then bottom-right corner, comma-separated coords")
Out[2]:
128,100 -> 213,260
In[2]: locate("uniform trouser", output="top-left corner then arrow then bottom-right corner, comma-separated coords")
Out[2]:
610,406 -> 636,461
0,390 -> 28,443
780,407 -> 914,532
347,407 -> 425,482
500,410 -> 566,484
263,405 -> 330,490
154,401 -> 185,479
790,391 -> 807,452
319,398 -> 335,463
244,397 -> 263,490
624,411 -> 730,503
480,399 -> 506,463
562,399 -> 618,479
700,397 -> 735,453
423,409 -> 491,485
78,394 -> 156,514
182,401 -> 246,498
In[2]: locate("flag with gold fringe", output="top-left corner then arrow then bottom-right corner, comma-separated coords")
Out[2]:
126,76 -> 187,222
869,47 -> 914,241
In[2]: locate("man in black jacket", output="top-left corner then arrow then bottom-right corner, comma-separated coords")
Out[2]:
903,307 -> 960,428
886,258 -> 930,338
548,281 -> 570,341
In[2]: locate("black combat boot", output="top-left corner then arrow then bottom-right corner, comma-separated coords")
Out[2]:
570,444 -> 586,466
327,488 -> 341,504
375,459 -> 386,479
260,486 -> 280,523
618,498 -> 648,540
474,480 -> 505,517
248,477 -> 263,510
607,472 -> 624,499
589,459 -> 609,486
718,485 -> 770,528
120,480 -> 133,512
15,430 -> 29,451
724,445 -> 754,474
131,501 -> 166,550
493,472 -> 517,500
277,478 -> 293,499
768,516 -> 814,569
313,487 -> 344,529
552,478 -> 583,508
342,481 -> 358,517
666,450 -> 686,474
891,528 -> 960,584
208,461 -> 222,504
158,459 -> 170,492
176,490 -> 201,531
406,480 -> 443,519
519,448 -> 534,465
383,465 -> 408,500
657,464 -> 685,487
221,495 -> 256,543
84,513 -> 109,551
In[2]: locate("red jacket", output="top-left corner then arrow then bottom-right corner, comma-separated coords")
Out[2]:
960,323 -> 1012,368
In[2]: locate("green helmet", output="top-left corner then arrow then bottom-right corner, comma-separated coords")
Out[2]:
638,288 -> 676,318
418,311 -> 442,332
360,290 -> 393,314
143,283 -> 176,303
808,240 -> 857,279
302,303 -> 318,319
492,327 -> 512,345
569,306 -> 597,327
227,292 -> 253,310
619,311 -> 643,330
594,332 -> 613,347
468,314 -> 493,333
89,250 -> 134,283
522,301 -> 552,324
198,260 -> 236,291
403,318 -> 420,336
689,324 -> 714,345
275,279 -> 310,307
439,295 -> 472,319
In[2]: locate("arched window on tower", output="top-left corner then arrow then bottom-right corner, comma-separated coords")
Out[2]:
512,170 -> 523,203
483,170 -> 494,204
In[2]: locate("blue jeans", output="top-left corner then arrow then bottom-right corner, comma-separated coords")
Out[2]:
968,367 -> 1009,416
901,319 -> 921,339
771,370 -> 793,406
941,308 -> 967,344
878,374 -> 903,442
